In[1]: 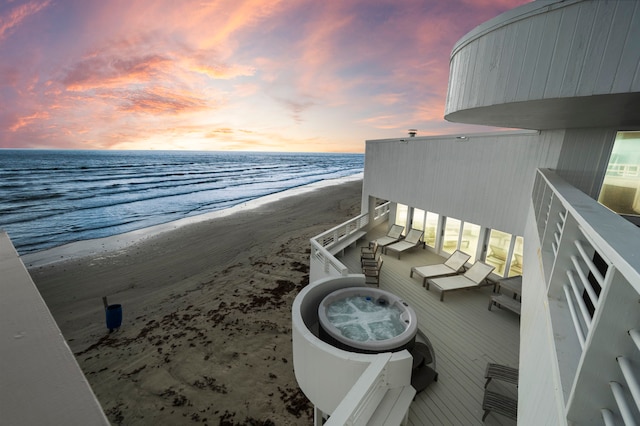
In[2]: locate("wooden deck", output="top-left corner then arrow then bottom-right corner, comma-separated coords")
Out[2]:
337,226 -> 520,426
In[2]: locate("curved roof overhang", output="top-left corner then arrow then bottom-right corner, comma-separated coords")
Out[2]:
445,93 -> 640,131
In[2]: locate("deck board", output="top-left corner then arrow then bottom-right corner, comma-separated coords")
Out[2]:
336,225 -> 520,425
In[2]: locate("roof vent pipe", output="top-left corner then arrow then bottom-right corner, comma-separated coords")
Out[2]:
408,129 -> 417,137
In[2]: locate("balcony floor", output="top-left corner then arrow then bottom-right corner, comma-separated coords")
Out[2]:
337,225 -> 520,426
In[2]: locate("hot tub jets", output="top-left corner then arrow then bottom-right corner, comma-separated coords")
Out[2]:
318,287 -> 418,353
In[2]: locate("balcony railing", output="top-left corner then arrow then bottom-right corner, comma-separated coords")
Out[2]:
533,169 -> 640,424
325,352 -> 415,426
309,202 -> 390,283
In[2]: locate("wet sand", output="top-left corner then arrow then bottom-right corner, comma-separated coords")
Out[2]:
28,179 -> 363,425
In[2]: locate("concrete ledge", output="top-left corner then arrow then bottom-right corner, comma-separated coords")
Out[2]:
0,232 -> 108,425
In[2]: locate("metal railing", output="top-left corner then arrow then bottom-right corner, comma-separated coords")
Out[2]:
533,169 -> 640,424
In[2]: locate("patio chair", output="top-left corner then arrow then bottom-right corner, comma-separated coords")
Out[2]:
373,224 -> 405,250
361,243 -> 380,268
385,228 -> 424,259
410,250 -> 471,286
426,261 -> 495,301
362,258 -> 383,286
484,363 -> 518,389
361,241 -> 379,262
482,390 -> 517,421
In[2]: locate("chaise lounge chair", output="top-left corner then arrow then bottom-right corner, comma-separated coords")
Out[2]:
410,250 -> 471,286
373,224 -> 405,250
385,228 -> 424,259
426,261 -> 495,301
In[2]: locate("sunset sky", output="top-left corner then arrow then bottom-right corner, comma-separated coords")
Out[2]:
0,0 -> 530,153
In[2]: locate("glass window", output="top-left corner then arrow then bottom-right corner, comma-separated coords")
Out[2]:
598,131 -> 640,216
412,208 -> 426,231
442,217 -> 461,254
486,229 -> 512,276
460,222 -> 481,263
508,236 -> 524,277
395,204 -> 408,234
424,212 -> 439,248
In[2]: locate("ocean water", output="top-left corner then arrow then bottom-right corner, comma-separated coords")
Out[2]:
0,150 -> 363,254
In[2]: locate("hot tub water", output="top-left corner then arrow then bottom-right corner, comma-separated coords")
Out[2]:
318,287 -> 418,353
326,296 -> 407,342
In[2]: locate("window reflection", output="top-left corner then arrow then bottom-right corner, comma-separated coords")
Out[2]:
486,229 -> 512,276
412,208 -> 426,231
424,212 -> 439,247
508,236 -> 524,277
395,204 -> 408,235
461,222 -> 481,263
598,131 -> 640,216
443,217 -> 461,254
387,203 -> 524,277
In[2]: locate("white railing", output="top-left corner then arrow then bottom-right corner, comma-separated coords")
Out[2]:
606,163 -> 640,177
325,352 -> 414,426
327,353 -> 391,425
532,169 -> 640,425
310,202 -> 391,282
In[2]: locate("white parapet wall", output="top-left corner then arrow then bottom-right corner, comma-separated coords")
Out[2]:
291,275 -> 413,416
0,232 -> 109,425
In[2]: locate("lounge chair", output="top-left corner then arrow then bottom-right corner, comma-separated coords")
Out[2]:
373,224 -> 405,250
385,229 -> 424,259
426,261 -> 495,301
410,250 -> 471,286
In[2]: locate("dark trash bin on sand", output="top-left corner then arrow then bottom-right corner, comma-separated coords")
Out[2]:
106,304 -> 122,331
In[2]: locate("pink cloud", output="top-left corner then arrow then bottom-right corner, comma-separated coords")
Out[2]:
0,0 -> 533,152
118,86 -> 209,114
189,61 -> 255,80
61,53 -> 171,91
358,114 -> 404,130
9,111 -> 50,132
463,0 -> 531,8
373,93 -> 404,106
0,0 -> 50,42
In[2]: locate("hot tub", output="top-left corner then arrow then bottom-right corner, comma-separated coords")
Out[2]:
317,287 -> 418,353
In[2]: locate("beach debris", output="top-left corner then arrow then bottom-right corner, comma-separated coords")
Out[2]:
76,239 -> 321,425
277,386 -> 312,418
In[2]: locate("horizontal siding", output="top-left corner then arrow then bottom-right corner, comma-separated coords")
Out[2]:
445,0 -> 640,116
338,225 -> 520,425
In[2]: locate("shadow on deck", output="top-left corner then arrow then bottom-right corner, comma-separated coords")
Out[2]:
337,225 -> 520,426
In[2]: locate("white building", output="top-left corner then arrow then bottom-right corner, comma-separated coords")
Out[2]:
296,1 -> 640,424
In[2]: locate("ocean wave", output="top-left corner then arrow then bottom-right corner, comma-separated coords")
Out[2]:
0,150 -> 364,253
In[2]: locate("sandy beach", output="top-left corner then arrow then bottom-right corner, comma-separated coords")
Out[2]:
28,179 -> 363,425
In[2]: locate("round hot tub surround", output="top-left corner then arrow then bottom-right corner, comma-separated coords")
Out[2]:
317,287 -> 417,353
